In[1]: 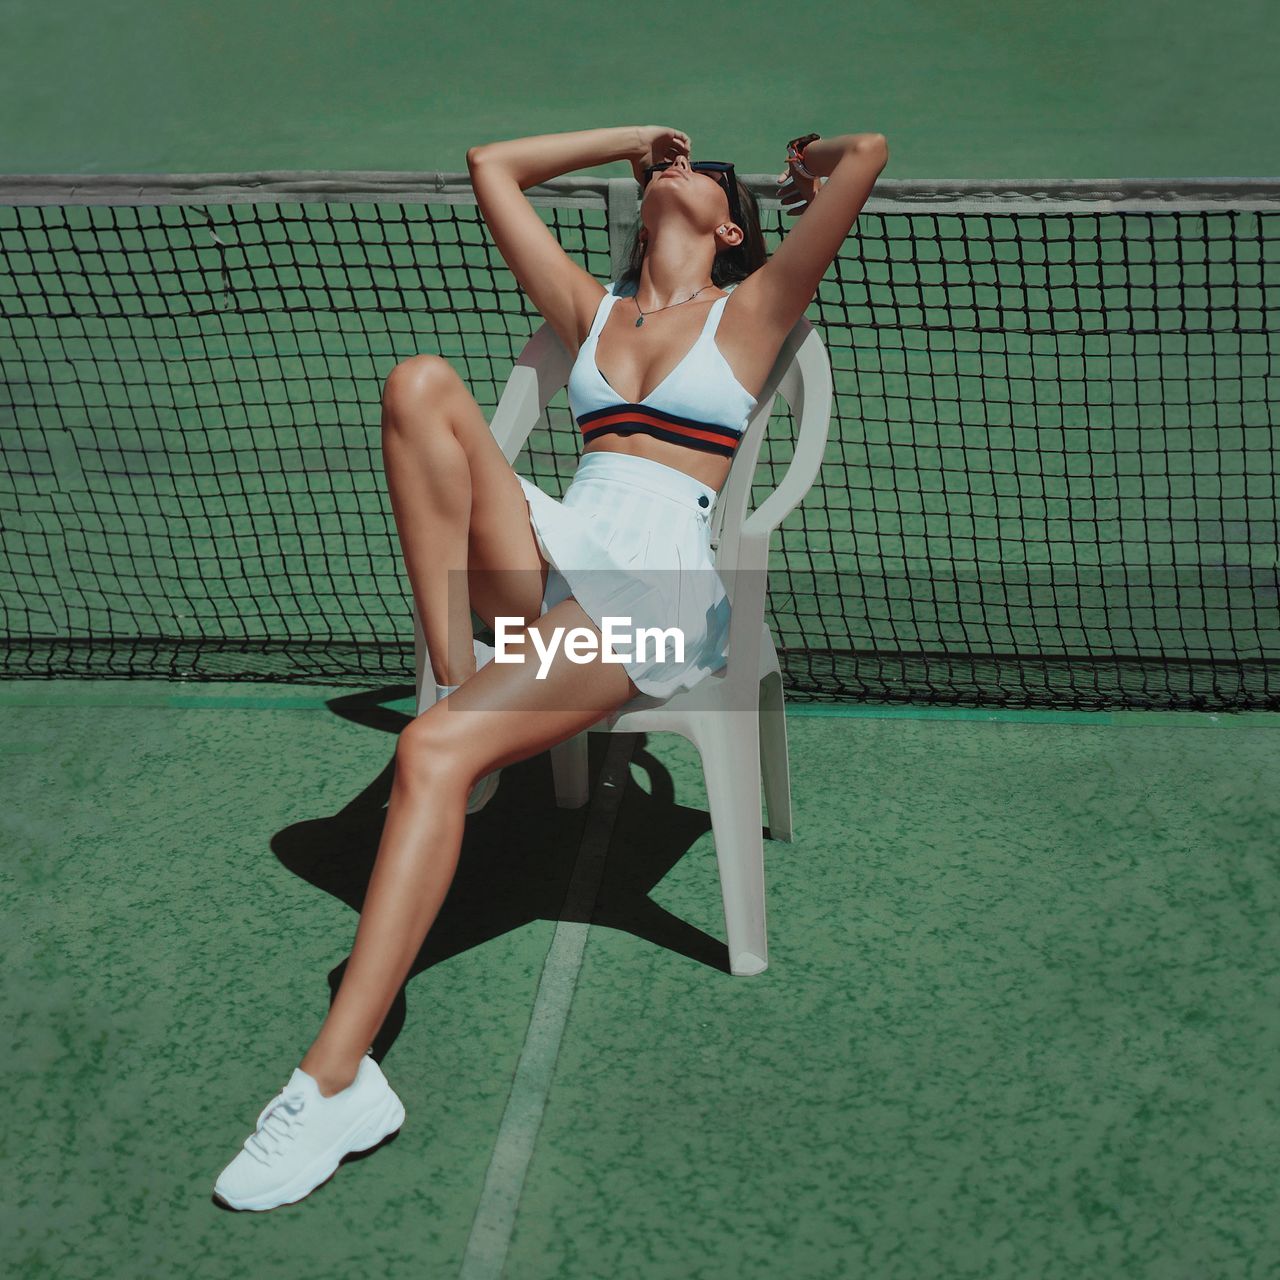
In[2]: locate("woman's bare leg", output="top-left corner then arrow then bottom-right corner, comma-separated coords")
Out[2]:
298,352 -> 611,1095
298,601 -> 639,1095
380,354 -> 549,686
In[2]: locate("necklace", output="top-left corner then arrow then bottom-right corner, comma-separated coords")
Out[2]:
632,284 -> 715,327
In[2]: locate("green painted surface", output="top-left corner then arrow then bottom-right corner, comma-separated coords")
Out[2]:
511,716 -> 1280,1278
3,3 -> 1279,1274
3,687 -> 1278,1275
3,692 -> 583,1275
1,0 -> 1276,178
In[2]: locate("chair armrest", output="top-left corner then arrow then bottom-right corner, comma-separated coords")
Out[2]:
721,526 -> 772,692
738,324 -> 834,546
718,320 -> 834,692
487,322 -> 573,463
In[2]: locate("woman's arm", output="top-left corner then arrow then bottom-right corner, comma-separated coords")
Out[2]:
466,127 -> 690,355
737,131 -> 889,341
469,126 -> 678,189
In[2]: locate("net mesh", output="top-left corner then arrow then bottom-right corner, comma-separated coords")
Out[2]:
2,173 -> 1278,709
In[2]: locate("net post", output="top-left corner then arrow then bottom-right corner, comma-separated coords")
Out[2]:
606,178 -> 639,283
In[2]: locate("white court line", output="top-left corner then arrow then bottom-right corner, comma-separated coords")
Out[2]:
459,733 -> 635,1280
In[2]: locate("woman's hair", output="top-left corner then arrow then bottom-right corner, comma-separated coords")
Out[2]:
614,175 -> 768,292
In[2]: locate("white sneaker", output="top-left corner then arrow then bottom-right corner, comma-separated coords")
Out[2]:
213,1052 -> 405,1212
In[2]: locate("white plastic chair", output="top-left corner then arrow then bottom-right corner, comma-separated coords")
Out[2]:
413,294 -> 833,976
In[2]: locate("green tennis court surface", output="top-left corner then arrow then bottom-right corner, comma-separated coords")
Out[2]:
5,1 -> 1280,1272
4,681 -> 1278,1277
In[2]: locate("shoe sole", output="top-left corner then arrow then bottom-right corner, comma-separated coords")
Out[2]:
213,1089 -> 406,1212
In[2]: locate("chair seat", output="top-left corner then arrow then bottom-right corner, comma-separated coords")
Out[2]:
575,617 -> 781,734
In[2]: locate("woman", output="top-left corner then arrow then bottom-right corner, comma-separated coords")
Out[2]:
212,124 -> 888,1211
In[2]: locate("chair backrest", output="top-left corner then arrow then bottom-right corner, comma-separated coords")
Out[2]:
487,283 -> 834,589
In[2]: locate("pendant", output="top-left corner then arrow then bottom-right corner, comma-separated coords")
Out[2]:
635,314 -> 644,327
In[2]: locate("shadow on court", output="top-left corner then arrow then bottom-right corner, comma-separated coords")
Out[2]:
269,686 -> 737,1062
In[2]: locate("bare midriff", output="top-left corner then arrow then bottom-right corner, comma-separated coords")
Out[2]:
581,437 -> 733,493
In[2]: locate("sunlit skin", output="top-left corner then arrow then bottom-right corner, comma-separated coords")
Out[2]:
582,152 -> 750,493
297,152 -> 738,1093
290,126 -> 885,1095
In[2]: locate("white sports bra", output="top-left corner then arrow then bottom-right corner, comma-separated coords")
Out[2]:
567,281 -> 758,458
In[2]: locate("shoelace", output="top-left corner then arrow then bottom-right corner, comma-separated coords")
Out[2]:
244,1088 -> 308,1163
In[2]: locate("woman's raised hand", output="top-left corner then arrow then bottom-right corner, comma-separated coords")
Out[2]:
629,126 -> 692,184
776,147 -> 822,217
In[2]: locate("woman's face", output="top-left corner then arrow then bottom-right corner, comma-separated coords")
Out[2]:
642,155 -> 734,233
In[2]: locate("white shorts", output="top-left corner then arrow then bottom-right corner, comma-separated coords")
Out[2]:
516,450 -> 731,698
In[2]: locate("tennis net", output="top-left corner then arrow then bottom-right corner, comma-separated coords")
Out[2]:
2,171 -> 1277,709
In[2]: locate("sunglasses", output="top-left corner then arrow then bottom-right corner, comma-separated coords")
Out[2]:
641,160 -> 745,244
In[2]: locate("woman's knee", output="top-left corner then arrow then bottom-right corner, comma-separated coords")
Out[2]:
381,353 -> 460,418
395,705 -> 486,788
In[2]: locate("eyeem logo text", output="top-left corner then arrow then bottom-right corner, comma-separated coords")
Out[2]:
493,616 -> 683,679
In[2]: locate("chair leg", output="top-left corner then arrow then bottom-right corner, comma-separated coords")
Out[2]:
550,731 -> 590,808
695,712 -> 769,976
758,670 -> 794,842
